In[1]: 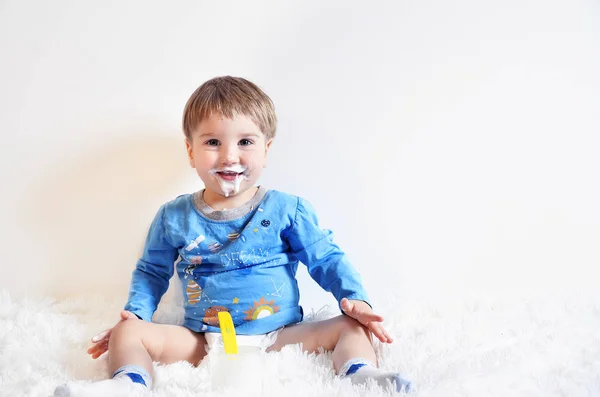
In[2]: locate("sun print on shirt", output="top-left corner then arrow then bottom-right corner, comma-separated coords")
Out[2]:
244,297 -> 279,320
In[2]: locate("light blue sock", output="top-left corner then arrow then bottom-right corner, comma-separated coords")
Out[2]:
340,358 -> 412,393
112,365 -> 152,388
53,365 -> 152,397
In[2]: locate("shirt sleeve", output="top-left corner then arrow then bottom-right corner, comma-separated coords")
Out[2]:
285,197 -> 370,308
124,204 -> 179,321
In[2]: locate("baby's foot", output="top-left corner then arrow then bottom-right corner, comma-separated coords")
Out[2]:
53,377 -> 149,397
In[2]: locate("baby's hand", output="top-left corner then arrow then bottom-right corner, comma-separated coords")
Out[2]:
340,298 -> 393,344
87,310 -> 138,359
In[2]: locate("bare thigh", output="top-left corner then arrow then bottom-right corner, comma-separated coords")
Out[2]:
109,319 -> 207,366
267,315 -> 368,353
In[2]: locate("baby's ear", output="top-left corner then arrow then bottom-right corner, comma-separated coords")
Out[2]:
185,138 -> 194,167
264,138 -> 274,167
265,138 -> 274,154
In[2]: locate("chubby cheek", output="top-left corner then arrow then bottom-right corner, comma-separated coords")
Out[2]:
194,154 -> 216,171
244,164 -> 261,177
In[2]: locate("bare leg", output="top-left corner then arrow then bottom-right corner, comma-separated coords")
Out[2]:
108,318 -> 207,376
54,320 -> 206,396
267,315 -> 376,373
268,315 -> 412,393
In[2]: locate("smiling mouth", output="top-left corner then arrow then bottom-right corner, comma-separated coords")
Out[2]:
216,171 -> 243,181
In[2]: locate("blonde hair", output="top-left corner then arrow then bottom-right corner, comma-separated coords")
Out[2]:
182,76 -> 277,141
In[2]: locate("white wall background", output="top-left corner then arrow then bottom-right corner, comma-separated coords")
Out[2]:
1,0 -> 599,311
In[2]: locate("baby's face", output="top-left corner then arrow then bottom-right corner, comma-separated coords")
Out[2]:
186,113 -> 272,206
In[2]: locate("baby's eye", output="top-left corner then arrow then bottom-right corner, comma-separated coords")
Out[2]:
205,139 -> 220,146
239,139 -> 253,146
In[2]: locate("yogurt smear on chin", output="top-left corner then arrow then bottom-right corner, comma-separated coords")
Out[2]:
209,165 -> 248,197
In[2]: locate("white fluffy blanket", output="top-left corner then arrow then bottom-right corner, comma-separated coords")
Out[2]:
1,290 -> 598,397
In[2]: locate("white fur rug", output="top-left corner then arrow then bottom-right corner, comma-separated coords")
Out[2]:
1,289 -> 599,397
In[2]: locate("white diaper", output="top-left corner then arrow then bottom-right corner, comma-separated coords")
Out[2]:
204,328 -> 281,353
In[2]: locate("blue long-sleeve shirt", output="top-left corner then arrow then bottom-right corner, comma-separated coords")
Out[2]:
125,188 -> 369,334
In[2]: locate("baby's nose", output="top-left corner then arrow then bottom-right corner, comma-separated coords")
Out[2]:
220,146 -> 239,164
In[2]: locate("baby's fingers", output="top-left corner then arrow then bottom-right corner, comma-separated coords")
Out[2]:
87,340 -> 108,359
91,347 -> 107,359
369,322 -> 393,344
358,311 -> 384,324
87,341 -> 102,355
91,329 -> 111,343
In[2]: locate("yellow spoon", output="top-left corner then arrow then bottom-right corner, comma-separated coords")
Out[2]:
217,311 -> 239,355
